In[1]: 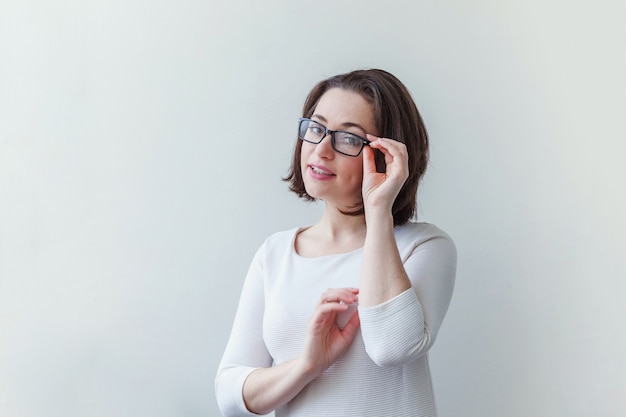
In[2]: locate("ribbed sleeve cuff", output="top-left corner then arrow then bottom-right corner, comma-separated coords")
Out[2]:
215,366 -> 259,416
357,289 -> 425,366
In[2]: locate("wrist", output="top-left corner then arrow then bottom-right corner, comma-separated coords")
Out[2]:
294,356 -> 324,382
364,206 -> 394,226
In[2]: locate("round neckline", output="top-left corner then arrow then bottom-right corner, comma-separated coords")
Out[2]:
291,226 -> 364,259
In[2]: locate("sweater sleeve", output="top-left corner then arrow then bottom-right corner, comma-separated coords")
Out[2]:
215,244 -> 272,417
358,231 -> 457,367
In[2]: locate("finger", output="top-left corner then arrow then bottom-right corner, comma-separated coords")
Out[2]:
340,311 -> 360,341
366,137 -> 408,176
309,303 -> 350,331
320,288 -> 359,305
321,294 -> 358,305
320,287 -> 359,299
362,144 -> 377,174
318,302 -> 350,314
367,136 -> 407,158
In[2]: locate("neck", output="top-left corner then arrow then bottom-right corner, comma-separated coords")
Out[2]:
314,204 -> 366,240
295,204 -> 367,258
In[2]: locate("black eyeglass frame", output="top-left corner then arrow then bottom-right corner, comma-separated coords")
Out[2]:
297,117 -> 371,157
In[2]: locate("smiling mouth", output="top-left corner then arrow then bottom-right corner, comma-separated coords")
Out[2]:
310,165 -> 335,176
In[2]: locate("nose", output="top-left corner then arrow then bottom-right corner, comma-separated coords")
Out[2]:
313,132 -> 334,158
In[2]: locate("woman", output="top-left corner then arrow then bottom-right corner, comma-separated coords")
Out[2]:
215,69 -> 457,417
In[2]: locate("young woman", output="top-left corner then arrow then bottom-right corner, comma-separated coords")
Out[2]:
215,69 -> 457,417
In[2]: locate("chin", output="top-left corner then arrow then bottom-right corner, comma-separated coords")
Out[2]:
303,186 -> 324,201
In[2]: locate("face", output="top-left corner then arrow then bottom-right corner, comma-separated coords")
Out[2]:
300,88 -> 377,209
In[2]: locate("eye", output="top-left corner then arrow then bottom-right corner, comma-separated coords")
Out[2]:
309,125 -> 324,135
337,133 -> 363,147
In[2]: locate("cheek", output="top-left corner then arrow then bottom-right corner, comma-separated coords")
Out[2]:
345,159 -> 364,185
300,145 -> 311,174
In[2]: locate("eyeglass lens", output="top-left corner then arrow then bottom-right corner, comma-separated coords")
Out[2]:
298,119 -> 366,157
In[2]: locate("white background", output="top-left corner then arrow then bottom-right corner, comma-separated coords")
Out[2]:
1,1 -> 625,416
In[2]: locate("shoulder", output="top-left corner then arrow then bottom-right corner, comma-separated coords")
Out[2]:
395,222 -> 453,244
247,227 -> 302,273
255,226 -> 303,259
394,222 -> 456,259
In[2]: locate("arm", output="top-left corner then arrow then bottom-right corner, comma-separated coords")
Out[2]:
358,138 -> 457,366
359,136 -> 412,308
241,287 -> 360,415
243,288 -> 359,414
241,359 -> 317,415
359,232 -> 456,366
215,246 -> 273,416
215,243 -> 361,416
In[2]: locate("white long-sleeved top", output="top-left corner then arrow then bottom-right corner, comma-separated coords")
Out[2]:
215,222 -> 457,417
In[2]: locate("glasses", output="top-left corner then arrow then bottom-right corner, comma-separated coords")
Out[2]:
297,118 -> 371,157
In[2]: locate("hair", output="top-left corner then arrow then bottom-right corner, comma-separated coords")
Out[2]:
284,69 -> 429,226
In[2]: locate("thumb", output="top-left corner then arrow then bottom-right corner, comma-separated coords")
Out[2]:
341,311 -> 361,343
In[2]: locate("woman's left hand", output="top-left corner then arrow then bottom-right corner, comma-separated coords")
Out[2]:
362,135 -> 409,212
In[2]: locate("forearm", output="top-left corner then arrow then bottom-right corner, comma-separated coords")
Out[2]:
360,209 -> 411,307
242,358 -> 318,415
358,221 -> 457,367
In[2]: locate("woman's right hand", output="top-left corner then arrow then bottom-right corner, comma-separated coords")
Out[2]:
300,288 -> 361,376
239,288 -> 361,415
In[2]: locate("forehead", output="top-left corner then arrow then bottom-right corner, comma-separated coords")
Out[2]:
313,88 -> 376,133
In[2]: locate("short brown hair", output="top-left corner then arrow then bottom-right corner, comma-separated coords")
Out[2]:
284,69 -> 429,226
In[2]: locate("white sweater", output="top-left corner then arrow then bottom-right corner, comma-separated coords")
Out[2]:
215,222 -> 457,417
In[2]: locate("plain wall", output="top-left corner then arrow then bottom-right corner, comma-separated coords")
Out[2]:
1,0 -> 625,416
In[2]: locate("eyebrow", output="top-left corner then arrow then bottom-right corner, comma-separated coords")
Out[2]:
311,114 -> 368,135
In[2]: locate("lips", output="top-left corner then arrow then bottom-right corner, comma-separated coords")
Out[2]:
308,164 -> 335,176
